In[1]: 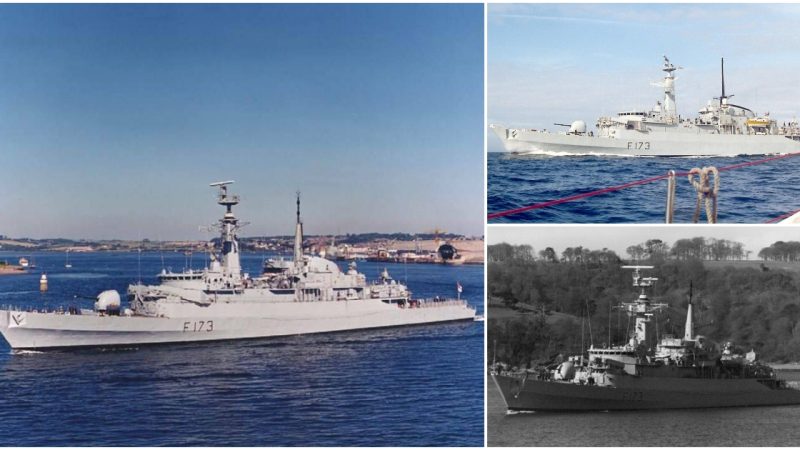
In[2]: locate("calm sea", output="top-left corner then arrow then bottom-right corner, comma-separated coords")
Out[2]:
488,371 -> 800,447
487,152 -> 800,223
0,251 -> 484,446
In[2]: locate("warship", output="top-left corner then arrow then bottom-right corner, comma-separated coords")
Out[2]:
0,182 -> 476,350
492,266 -> 800,411
491,57 -> 800,157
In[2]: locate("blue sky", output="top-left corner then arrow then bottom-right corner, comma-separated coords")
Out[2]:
0,4 -> 483,240
489,3 -> 800,151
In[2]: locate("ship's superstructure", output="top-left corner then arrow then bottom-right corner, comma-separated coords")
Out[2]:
492,266 -> 800,411
0,182 -> 475,350
491,57 -> 800,156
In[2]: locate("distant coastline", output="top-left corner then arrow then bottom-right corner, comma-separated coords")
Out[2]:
0,233 -> 485,264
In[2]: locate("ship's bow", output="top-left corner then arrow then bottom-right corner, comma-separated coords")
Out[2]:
0,309 -> 13,348
489,124 -> 511,149
491,372 -> 522,410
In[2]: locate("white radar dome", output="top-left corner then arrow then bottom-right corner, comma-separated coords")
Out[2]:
95,290 -> 121,312
569,120 -> 587,134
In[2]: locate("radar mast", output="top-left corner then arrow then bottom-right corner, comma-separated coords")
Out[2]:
210,180 -> 241,275
618,266 -> 668,348
660,56 -> 682,121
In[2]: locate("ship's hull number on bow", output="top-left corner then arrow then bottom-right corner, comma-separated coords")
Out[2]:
622,391 -> 644,402
627,141 -> 650,150
183,321 -> 214,332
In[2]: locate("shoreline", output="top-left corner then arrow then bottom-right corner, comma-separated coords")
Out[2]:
0,266 -> 26,275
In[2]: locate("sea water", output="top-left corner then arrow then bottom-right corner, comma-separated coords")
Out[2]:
488,152 -> 800,223
0,251 -> 484,446
487,371 -> 800,446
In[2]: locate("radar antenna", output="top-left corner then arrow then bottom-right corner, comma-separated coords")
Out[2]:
211,180 -> 239,213
617,265 -> 668,348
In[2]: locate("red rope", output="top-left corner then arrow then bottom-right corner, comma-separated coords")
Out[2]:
487,173 -> 671,220
488,151 -> 800,220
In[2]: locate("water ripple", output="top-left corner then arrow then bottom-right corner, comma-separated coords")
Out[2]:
488,152 -> 800,223
0,252 -> 484,446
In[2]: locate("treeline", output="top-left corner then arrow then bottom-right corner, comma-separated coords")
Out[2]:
489,238 -> 752,264
759,241 -> 800,262
488,242 -> 620,265
488,241 -> 800,367
667,238 -> 748,261
627,238 -> 748,261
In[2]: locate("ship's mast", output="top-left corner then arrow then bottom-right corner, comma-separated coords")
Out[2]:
660,56 -> 681,121
684,281 -> 694,341
210,181 -> 241,275
718,57 -> 732,107
619,266 -> 668,348
294,191 -> 304,266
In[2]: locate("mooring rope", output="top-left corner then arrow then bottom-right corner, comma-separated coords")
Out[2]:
687,166 -> 719,224
488,151 -> 800,220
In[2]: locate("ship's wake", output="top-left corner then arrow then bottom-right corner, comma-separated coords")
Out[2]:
507,150 -> 650,158
506,409 -> 536,415
11,349 -> 45,355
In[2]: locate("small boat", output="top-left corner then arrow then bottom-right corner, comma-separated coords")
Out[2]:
65,250 -> 72,269
18,258 -> 29,268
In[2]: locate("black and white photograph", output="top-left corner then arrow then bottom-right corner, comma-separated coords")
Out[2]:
488,225 -> 800,446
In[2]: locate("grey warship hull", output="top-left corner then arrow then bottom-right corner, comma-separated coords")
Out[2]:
491,125 -> 800,157
0,302 -> 474,351
492,373 -> 800,411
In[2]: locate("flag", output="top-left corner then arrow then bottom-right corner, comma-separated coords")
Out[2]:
457,281 -> 463,293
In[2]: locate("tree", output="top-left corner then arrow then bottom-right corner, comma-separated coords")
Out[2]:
539,247 -> 557,263
626,244 -> 644,261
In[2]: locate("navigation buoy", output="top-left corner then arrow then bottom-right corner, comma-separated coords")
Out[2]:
39,273 -> 48,292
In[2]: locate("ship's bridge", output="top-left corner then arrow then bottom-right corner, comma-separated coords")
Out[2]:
617,111 -> 647,117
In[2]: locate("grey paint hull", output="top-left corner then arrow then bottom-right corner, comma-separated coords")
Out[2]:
0,300 -> 475,350
491,125 -> 800,157
492,373 -> 800,411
